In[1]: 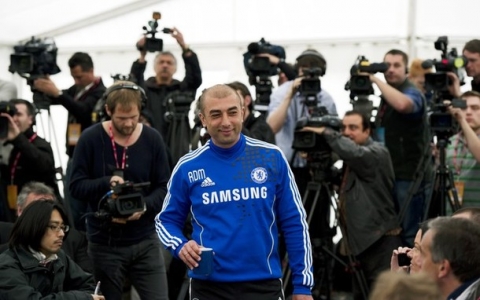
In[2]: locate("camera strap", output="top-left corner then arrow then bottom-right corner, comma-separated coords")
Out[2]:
109,125 -> 131,170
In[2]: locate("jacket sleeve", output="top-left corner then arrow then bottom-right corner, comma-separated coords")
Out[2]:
323,129 -> 377,179
155,164 -> 190,258
130,59 -> 147,87
10,135 -> 54,173
179,51 -> 202,92
278,61 -> 297,81
275,150 -> 314,295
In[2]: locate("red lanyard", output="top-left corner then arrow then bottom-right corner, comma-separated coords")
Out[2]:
452,133 -> 467,175
109,125 -> 130,170
10,133 -> 37,184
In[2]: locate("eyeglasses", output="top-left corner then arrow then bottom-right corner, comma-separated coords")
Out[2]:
47,224 -> 70,233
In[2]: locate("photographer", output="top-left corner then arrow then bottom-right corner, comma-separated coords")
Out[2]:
301,110 -> 401,300
0,100 -> 58,212
130,27 -> 202,141
370,49 -> 431,247
267,49 -> 337,193
446,91 -> 480,208
70,81 -> 170,299
448,39 -> 480,98
33,52 -> 106,230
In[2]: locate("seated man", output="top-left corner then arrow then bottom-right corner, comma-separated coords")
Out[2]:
0,200 -> 103,299
0,182 -> 92,273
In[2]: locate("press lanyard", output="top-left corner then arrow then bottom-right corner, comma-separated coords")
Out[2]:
10,133 -> 37,184
109,125 -> 131,170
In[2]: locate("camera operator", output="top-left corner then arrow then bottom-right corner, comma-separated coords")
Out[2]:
226,81 -> 275,144
301,110 -> 402,300
33,52 -> 106,230
267,49 -> 337,193
130,27 -> 202,140
370,49 -> 432,247
69,81 -> 171,299
447,39 -> 480,98
445,91 -> 480,209
0,100 -> 59,216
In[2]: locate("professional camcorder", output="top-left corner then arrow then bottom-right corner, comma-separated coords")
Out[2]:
299,67 -> 323,106
422,36 -> 467,137
138,12 -> 174,53
96,181 -> 150,219
9,36 -> 61,109
163,90 -> 195,122
422,36 -> 467,98
243,38 -> 286,111
345,55 -> 388,96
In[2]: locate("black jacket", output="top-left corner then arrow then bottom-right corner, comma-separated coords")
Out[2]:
0,247 -> 95,299
50,78 -> 106,157
242,112 -> 276,144
1,128 -> 57,193
0,222 -> 92,273
324,129 -> 399,255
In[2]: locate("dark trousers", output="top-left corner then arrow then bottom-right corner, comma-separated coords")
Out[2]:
191,278 -> 284,300
395,180 -> 430,247
353,235 -> 403,300
64,158 -> 87,231
88,235 -> 168,300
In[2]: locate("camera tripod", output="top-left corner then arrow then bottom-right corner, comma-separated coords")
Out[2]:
425,137 -> 461,217
282,169 -> 369,300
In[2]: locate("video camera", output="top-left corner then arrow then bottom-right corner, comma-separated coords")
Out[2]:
96,181 -> 150,219
0,102 -> 17,139
163,90 -> 195,122
422,36 -> 467,98
8,36 -> 61,109
299,67 -> 323,107
138,12 -> 174,53
345,55 -> 388,118
243,38 -> 286,111
422,36 -> 467,137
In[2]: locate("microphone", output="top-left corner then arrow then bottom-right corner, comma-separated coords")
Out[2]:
422,59 -> 434,69
247,42 -> 261,54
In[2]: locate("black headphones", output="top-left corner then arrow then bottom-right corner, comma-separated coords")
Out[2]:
101,82 -> 147,110
295,49 -> 327,76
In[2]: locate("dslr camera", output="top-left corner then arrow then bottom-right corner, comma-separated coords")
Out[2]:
96,181 -> 150,219
0,102 -> 17,139
138,12 -> 174,53
9,36 -> 61,109
243,38 -> 286,110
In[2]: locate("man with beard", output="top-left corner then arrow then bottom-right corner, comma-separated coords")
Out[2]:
70,81 -> 171,300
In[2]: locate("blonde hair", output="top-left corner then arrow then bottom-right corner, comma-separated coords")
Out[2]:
409,58 -> 432,77
370,271 -> 441,300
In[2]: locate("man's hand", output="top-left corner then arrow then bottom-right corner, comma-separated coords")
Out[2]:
288,77 -> 303,98
256,53 -> 280,65
33,76 -> 61,97
136,36 -> 147,61
171,27 -> 186,50
91,295 -> 105,300
300,126 -> 326,135
0,113 -> 21,141
292,295 -> 314,300
444,100 -> 464,123
446,72 -> 462,99
110,175 -> 124,187
179,240 -> 202,270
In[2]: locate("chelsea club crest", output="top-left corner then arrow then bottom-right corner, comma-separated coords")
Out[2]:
251,167 -> 268,184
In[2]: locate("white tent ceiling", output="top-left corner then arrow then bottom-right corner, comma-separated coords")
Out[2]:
0,0 -> 478,171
